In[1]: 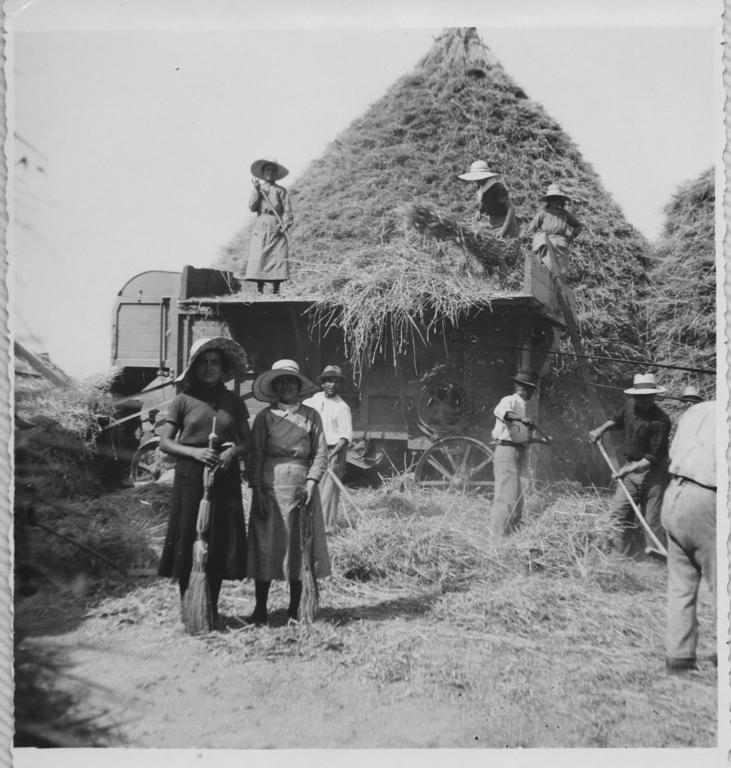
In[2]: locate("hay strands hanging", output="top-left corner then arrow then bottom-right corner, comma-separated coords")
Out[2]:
296,495 -> 319,624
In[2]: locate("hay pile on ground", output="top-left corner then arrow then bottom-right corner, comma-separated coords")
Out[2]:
217,27 -> 650,376
645,167 -> 716,404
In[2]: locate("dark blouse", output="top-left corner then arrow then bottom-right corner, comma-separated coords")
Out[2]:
610,399 -> 671,465
166,388 -> 250,447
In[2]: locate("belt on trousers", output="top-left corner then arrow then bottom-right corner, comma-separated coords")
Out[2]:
260,210 -> 277,216
672,474 -> 716,492
496,440 -> 526,448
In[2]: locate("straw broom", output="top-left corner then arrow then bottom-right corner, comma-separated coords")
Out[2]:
297,495 -> 319,624
181,417 -> 217,634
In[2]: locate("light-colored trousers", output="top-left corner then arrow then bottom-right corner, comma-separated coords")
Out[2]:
661,477 -> 716,662
491,444 -> 528,537
321,449 -> 347,532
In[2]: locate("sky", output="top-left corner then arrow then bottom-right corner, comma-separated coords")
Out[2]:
6,0 -> 721,380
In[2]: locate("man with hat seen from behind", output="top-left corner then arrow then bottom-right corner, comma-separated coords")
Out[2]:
661,399 -> 716,673
303,365 -> 353,534
679,384 -> 704,407
528,182 -> 583,278
245,157 -> 293,295
458,160 -> 520,239
589,373 -> 671,557
490,368 -> 539,537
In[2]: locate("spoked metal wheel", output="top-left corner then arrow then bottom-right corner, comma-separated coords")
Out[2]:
130,438 -> 172,484
414,436 -> 495,496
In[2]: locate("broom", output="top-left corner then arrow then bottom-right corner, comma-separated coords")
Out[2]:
297,495 -> 318,624
181,417 -> 217,634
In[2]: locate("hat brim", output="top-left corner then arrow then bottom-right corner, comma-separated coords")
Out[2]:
680,395 -> 703,403
543,193 -> 570,202
512,377 -> 537,388
251,159 -> 289,181
176,337 -> 248,383
253,368 -> 318,402
458,171 -> 498,182
317,373 -> 345,384
624,386 -> 666,395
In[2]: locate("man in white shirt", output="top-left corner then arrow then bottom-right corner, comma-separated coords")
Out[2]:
303,365 -> 353,533
661,400 -> 716,673
490,369 -> 538,536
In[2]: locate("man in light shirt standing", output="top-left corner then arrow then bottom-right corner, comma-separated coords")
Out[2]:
490,369 -> 538,537
303,365 -> 353,534
661,399 -> 716,673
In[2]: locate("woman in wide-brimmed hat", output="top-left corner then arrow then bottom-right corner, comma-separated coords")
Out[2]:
246,360 -> 331,624
245,158 -> 294,295
158,337 -> 251,629
458,160 -> 520,239
528,182 -> 583,278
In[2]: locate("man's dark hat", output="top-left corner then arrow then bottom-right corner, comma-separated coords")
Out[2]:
317,364 -> 345,384
512,369 -> 538,388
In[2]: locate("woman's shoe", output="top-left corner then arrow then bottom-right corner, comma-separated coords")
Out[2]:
247,609 -> 269,626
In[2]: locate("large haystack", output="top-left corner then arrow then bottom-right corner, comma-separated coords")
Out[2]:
219,27 -> 650,373
645,168 -> 716,402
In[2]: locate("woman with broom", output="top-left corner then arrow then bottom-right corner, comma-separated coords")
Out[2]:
246,359 -> 331,625
158,337 -> 250,632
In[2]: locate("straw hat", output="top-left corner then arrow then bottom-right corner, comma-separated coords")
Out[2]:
680,385 -> 703,404
317,364 -> 346,384
458,160 -> 499,182
624,373 -> 665,395
512,369 -> 539,388
542,183 -> 571,201
176,337 -> 248,383
253,359 -> 318,403
250,157 -> 289,181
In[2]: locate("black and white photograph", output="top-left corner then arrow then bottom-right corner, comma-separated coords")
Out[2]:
6,1 -> 727,764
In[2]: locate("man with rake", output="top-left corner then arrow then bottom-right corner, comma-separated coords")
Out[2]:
589,373 -> 671,558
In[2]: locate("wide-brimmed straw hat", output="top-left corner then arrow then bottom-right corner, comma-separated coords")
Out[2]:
458,160 -> 499,182
176,337 -> 248,383
624,373 -> 665,395
512,369 -> 539,388
542,183 -> 571,201
317,364 -> 345,384
250,157 -> 289,181
680,385 -> 703,403
253,359 -> 318,403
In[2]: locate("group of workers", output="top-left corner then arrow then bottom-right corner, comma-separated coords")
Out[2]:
492,367 -> 716,674
157,337 -> 352,629
242,156 -> 584,293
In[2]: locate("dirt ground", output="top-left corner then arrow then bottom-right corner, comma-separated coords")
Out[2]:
14,555 -> 718,750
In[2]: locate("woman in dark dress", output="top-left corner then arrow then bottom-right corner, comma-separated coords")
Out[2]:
158,337 -> 251,627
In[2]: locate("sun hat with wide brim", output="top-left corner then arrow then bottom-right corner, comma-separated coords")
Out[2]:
512,369 -> 539,388
680,385 -> 703,403
253,359 -> 318,403
250,157 -> 289,181
317,364 -> 346,384
624,373 -> 665,395
458,160 -> 499,182
542,183 -> 571,201
176,337 -> 248,383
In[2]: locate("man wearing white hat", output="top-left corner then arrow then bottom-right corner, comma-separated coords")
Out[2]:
589,373 -> 671,557
679,385 -> 703,407
303,365 -> 353,534
458,160 -> 520,239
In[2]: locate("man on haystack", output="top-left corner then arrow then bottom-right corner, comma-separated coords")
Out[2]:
589,373 -> 671,557
490,369 -> 539,537
303,365 -> 353,534
458,160 -> 520,239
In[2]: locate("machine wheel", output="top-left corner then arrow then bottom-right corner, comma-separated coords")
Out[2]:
130,438 -> 172,484
414,436 -> 494,495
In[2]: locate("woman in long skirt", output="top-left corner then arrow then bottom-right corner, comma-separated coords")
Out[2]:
245,157 -> 294,295
246,359 -> 330,624
158,337 -> 250,628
